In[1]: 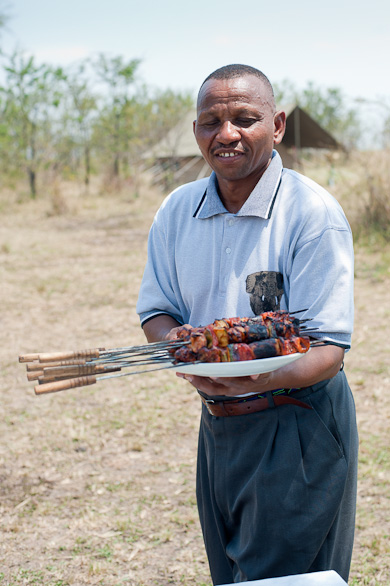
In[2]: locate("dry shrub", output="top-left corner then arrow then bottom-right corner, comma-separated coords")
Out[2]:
99,166 -> 147,201
100,170 -> 123,195
360,153 -> 390,239
47,180 -> 69,216
336,150 -> 390,242
301,149 -> 390,244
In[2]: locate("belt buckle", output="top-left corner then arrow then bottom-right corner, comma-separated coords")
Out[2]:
204,398 -> 215,415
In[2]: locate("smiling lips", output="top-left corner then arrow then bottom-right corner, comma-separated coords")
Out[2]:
216,151 -> 244,158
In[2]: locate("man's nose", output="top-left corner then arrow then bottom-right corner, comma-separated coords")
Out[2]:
216,121 -> 241,143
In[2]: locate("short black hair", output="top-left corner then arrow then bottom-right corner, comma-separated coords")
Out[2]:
200,64 -> 274,97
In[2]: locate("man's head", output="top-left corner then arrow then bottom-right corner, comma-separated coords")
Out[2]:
198,64 -> 275,107
194,64 -> 285,196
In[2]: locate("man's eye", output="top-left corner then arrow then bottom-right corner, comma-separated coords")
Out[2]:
202,120 -> 219,127
236,118 -> 257,127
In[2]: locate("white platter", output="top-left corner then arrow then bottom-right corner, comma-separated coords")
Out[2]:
175,351 -> 306,378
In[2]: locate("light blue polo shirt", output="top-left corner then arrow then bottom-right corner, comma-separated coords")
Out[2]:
136,151 -> 354,348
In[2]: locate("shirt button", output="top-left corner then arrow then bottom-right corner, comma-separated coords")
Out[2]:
228,219 -> 234,226
226,247 -> 231,254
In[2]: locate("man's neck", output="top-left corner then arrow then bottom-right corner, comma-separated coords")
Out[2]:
215,156 -> 274,213
216,174 -> 262,214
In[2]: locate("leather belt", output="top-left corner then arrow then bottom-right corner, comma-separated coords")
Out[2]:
200,390 -> 312,417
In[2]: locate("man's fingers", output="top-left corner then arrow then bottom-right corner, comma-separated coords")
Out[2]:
176,372 -> 194,383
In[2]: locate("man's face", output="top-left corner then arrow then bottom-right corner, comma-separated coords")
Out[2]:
194,75 -> 285,185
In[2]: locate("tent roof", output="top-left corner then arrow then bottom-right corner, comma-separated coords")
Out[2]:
145,111 -> 199,159
281,104 -> 339,150
145,105 -> 340,160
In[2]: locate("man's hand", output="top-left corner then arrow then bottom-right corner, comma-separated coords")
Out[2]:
176,371 -> 274,396
165,324 -> 192,341
143,316 -> 345,397
176,345 -> 345,397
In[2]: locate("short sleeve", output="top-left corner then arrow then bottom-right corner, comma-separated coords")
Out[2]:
136,217 -> 184,327
286,226 -> 354,348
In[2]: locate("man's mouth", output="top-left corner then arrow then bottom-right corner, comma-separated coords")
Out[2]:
216,151 -> 244,158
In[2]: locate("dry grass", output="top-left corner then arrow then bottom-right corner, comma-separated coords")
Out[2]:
298,149 -> 390,243
0,165 -> 389,585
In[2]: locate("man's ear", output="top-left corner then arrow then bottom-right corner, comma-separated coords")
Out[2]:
273,111 -> 286,146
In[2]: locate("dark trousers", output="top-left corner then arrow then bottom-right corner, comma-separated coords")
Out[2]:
196,371 -> 359,585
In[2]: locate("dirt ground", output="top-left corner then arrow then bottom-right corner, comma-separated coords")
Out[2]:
0,179 -> 389,585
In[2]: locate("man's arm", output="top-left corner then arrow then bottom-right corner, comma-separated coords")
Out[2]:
142,314 -> 186,343
144,315 -> 344,396
177,344 -> 345,397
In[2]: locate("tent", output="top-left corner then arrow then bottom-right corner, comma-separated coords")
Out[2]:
145,105 -> 340,188
278,104 -> 340,167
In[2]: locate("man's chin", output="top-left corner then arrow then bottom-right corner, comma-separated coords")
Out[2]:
213,168 -> 252,183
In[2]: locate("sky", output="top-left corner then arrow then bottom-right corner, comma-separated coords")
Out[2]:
2,0 -> 389,105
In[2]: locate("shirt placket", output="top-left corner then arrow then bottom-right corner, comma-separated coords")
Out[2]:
219,215 -> 236,297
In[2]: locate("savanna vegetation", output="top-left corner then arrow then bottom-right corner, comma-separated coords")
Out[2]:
0,50 -> 194,198
1,6 -> 390,586
1,151 -> 389,586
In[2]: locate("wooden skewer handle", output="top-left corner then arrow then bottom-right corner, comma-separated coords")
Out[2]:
39,365 -> 121,382
19,353 -> 40,363
27,359 -> 86,371
36,349 -> 102,362
34,375 -> 97,395
27,370 -> 44,381
43,364 -> 103,377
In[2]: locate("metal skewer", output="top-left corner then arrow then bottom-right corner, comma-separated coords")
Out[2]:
19,339 -> 188,364
36,356 -> 173,380
33,360 -> 194,395
21,310 -> 319,396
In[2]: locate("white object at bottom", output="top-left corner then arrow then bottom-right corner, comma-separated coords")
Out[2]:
217,570 -> 348,586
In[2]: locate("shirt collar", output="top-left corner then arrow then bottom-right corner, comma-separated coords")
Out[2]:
194,150 -> 283,220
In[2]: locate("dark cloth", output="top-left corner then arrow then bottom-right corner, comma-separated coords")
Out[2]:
196,371 -> 358,585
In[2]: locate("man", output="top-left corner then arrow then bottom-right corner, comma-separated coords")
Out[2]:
136,64 -> 358,585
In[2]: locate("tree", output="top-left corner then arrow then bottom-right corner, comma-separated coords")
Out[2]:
355,96 -> 390,149
0,51 -> 63,196
0,46 -> 194,192
146,87 -> 194,146
93,54 -> 140,181
273,78 -> 299,108
58,60 -> 98,188
0,2 -> 10,44
274,80 -> 360,149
